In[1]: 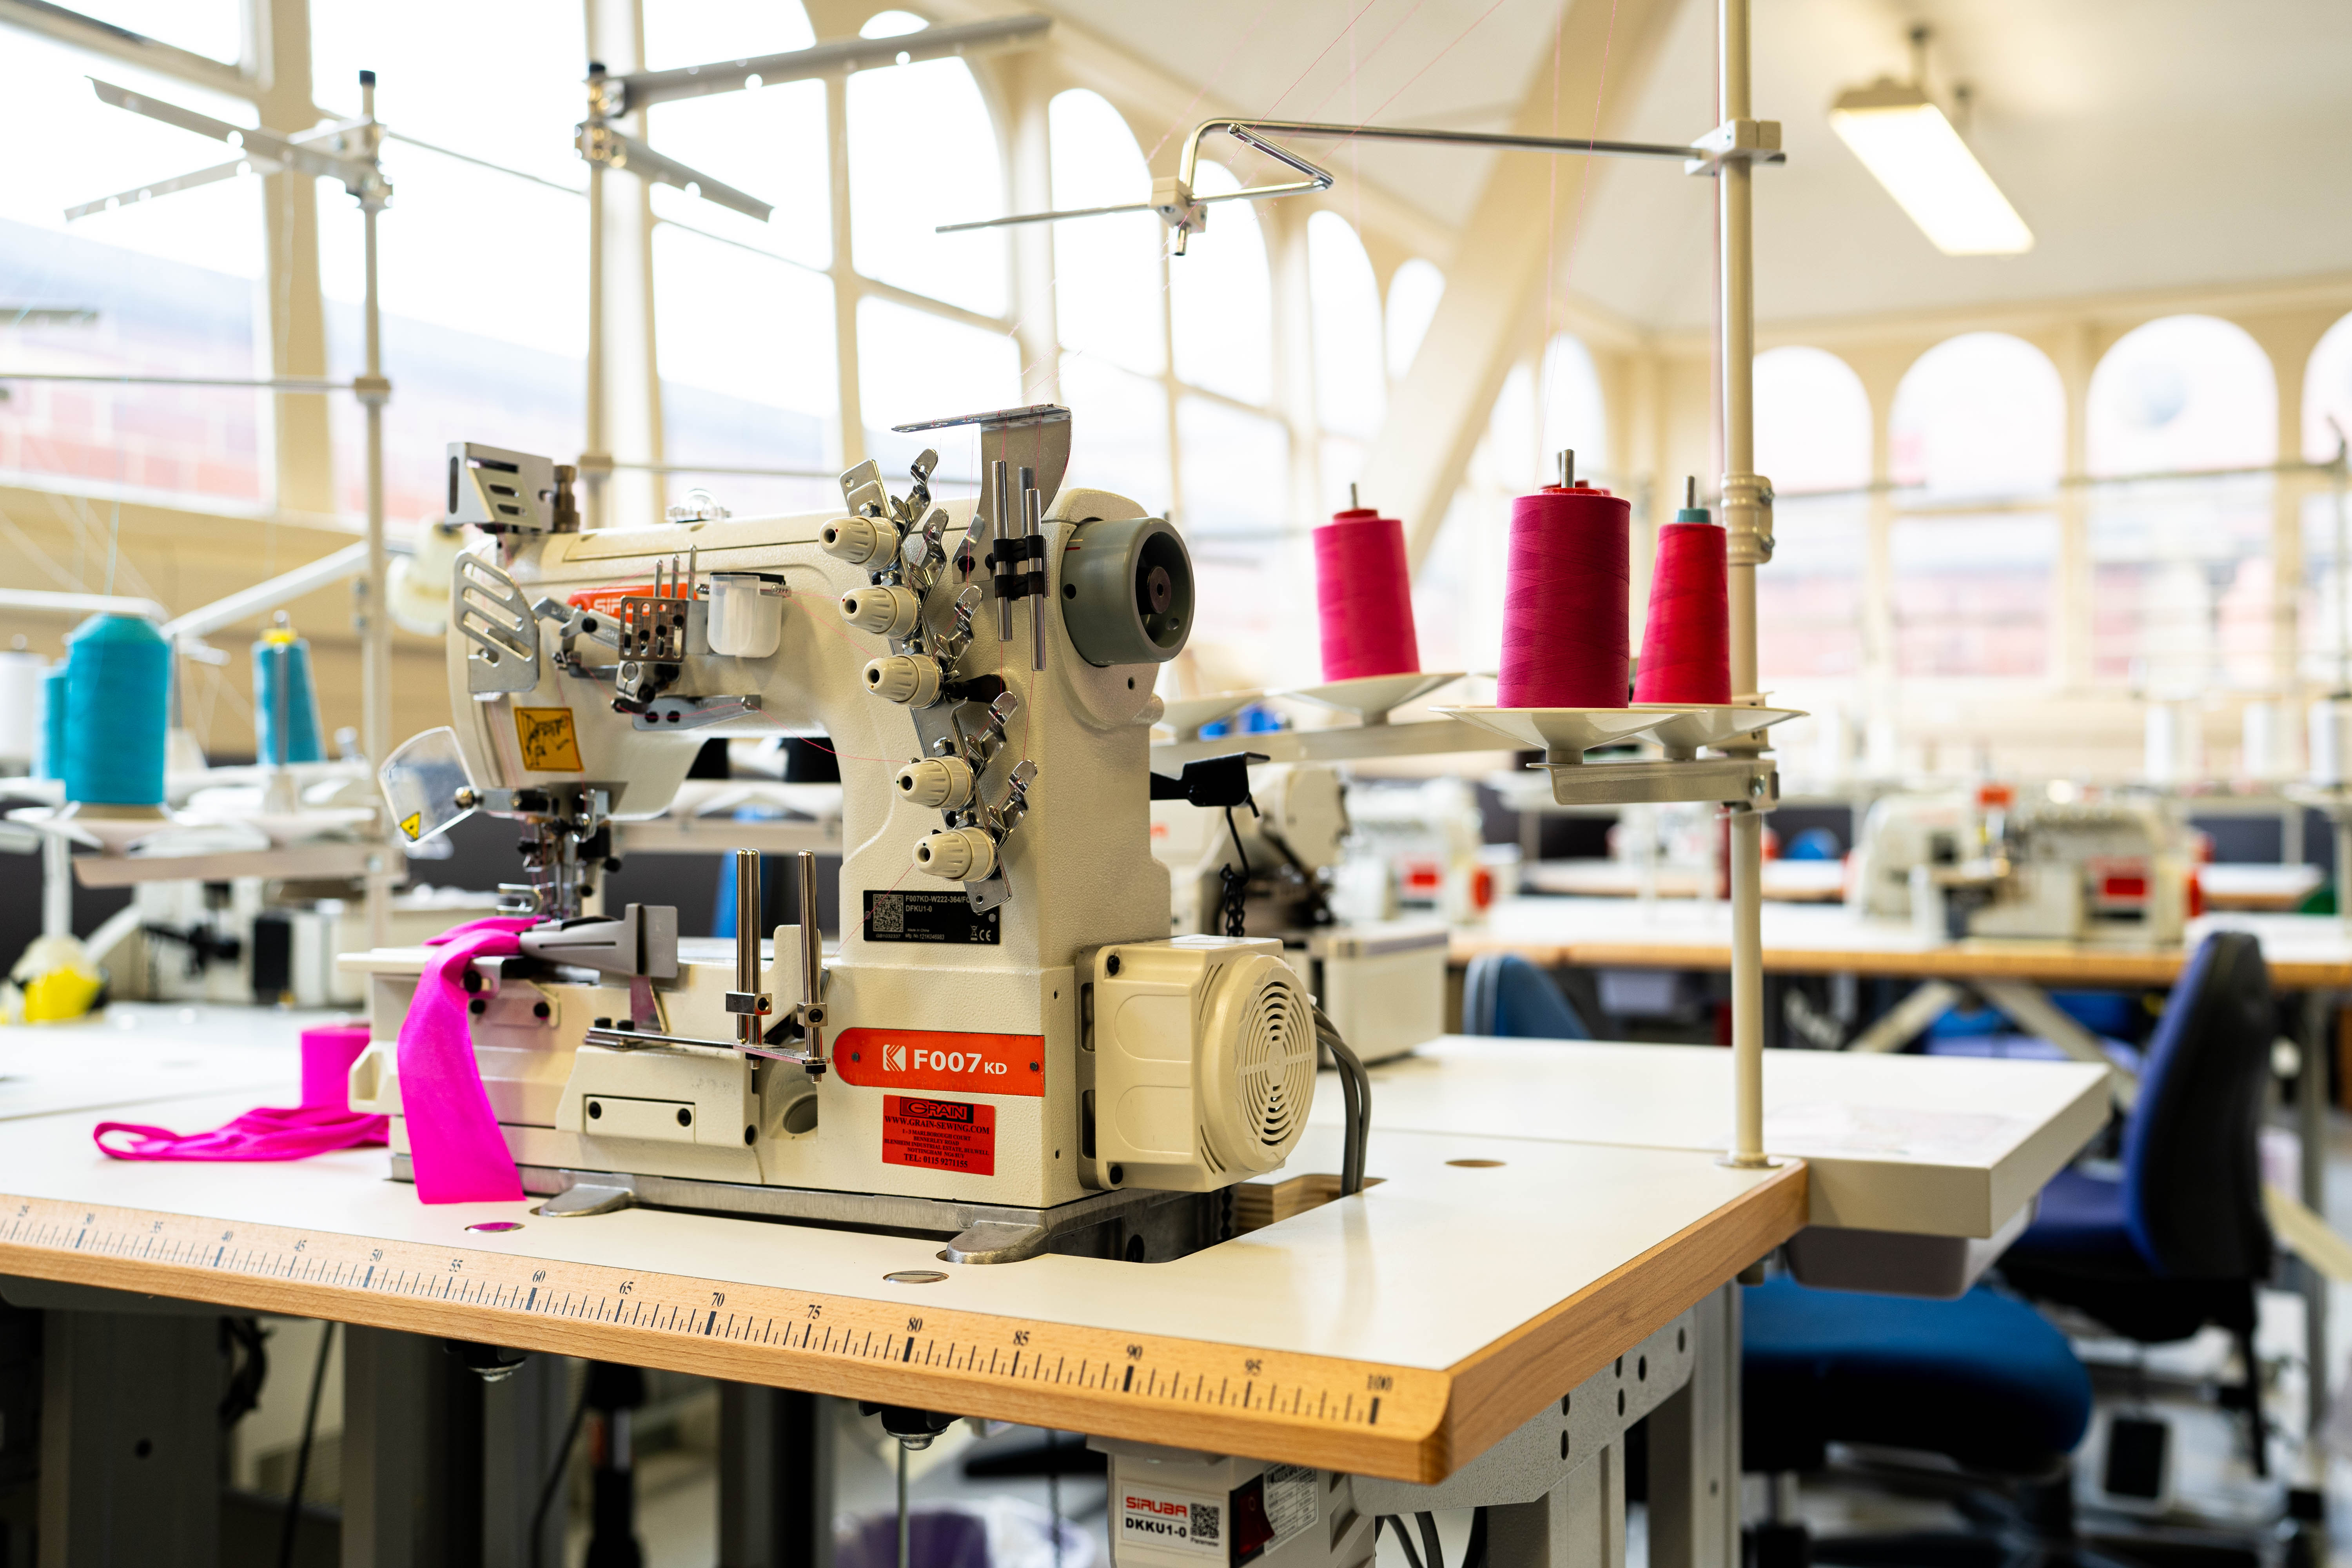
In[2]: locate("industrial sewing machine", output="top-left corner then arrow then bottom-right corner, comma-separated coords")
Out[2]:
1150,759 -> 1445,1062
354,407 -> 1348,1263
1851,786 -> 2194,944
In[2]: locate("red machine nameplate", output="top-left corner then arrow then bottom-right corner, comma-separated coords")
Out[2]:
832,1028 -> 1045,1097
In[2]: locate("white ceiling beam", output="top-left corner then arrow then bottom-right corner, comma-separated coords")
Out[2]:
1350,0 -> 1691,566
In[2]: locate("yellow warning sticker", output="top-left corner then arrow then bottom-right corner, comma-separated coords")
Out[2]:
514,707 -> 584,772
399,811 -> 423,841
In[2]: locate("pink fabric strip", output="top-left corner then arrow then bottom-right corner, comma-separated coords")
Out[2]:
95,1104 -> 387,1161
400,916 -> 535,1203
92,1020 -> 388,1162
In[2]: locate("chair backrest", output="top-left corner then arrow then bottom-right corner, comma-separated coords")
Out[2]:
1461,953 -> 1593,1040
2122,930 -> 2274,1279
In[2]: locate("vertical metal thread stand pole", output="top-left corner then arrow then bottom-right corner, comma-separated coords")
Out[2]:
356,69 -> 395,949
796,849 -> 826,1067
583,67 -> 609,532
1717,0 -> 1770,1169
735,848 -> 763,1049
1021,467 -> 1045,671
895,1441 -> 911,1568
991,460 -> 1014,644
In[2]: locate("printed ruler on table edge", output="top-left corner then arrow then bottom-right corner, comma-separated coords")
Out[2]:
0,1193 -> 1451,1480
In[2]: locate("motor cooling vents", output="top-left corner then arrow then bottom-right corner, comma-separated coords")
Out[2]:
1085,936 -> 1314,1192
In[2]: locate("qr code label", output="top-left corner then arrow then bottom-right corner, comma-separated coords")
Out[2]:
1189,1503 -> 1220,1545
871,894 -> 904,935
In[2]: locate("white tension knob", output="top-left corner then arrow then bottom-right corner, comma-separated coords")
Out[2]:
820,515 -> 893,566
895,755 -> 975,810
839,584 -> 921,639
863,654 -> 943,707
913,826 -> 997,882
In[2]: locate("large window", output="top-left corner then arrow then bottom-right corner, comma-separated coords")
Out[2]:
1049,89 -> 1169,514
2301,311 -> 2352,685
0,35 -> 267,508
846,12 -> 1004,316
1309,212 -> 1383,514
1385,258 -> 1445,382
1755,346 -> 1869,681
1416,338 -> 1610,679
1887,334 -> 2064,679
644,0 -> 836,515
314,0 -> 590,525
2085,315 -> 2276,691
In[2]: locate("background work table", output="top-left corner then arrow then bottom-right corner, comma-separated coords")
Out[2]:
1454,896 -> 2352,989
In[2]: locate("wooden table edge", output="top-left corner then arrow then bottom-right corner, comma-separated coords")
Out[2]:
1432,1158 -> 1808,1475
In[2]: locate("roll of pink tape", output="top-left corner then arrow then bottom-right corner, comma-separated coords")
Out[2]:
301,1022 -> 374,1114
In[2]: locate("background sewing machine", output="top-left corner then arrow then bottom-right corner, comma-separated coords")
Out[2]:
352,408 -> 1366,1264
1149,758 -> 1446,1063
1851,787 -> 2196,944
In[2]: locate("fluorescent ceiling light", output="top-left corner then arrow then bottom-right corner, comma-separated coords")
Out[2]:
1829,79 -> 2032,256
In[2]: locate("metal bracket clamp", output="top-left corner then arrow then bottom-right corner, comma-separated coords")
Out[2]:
1720,472 -> 1775,566
454,552 -> 539,695
1538,755 -> 1780,809
1683,118 -> 1787,175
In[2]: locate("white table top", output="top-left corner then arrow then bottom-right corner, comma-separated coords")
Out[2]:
0,1003 -> 327,1124
1315,1038 -> 2107,1239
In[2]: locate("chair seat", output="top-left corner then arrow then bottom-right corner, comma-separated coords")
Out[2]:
1742,1277 -> 2091,1477
2004,1167 -> 2142,1273
1997,1170 -> 2256,1342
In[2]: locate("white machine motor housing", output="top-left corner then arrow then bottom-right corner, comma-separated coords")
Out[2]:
1085,937 -> 1315,1192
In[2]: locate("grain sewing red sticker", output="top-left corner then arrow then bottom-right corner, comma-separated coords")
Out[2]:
882,1096 -> 996,1176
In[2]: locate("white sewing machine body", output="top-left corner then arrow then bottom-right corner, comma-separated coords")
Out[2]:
1852,788 -> 2192,944
348,417 -> 1321,1250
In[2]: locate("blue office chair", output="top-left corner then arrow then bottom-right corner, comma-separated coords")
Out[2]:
1460,953 -> 1593,1039
1741,1276 -> 2109,1568
1998,930 -> 2277,1474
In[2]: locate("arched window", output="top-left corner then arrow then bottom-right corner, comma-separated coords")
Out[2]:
1385,259 -> 1444,381
1309,212 -> 1383,513
309,0 -> 593,522
1755,347 -> 1869,682
643,1 -> 829,270
1050,89 -> 1169,514
2086,315 -> 2277,691
846,12 -> 1006,315
1309,212 -> 1384,439
1887,333 -> 2064,679
1890,332 -> 2064,498
2304,312 -> 2352,463
1051,89 -> 1161,377
2302,312 -> 2352,684
858,296 -> 1019,478
646,1 -> 837,514
1169,162 -> 1273,405
1537,333 -> 1608,481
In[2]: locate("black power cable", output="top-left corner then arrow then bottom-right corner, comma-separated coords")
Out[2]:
276,1322 -> 335,1568
1314,1003 -> 1373,1196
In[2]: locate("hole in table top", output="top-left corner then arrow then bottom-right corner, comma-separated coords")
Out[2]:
1446,1158 -> 1506,1168
467,1221 -> 525,1233
887,1269 -> 949,1285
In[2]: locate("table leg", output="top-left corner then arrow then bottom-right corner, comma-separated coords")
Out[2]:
342,1327 -> 486,1568
2299,994 -> 2334,1451
719,1386 -> 836,1568
1843,980 -> 1962,1055
38,1308 -> 224,1567
1643,1285 -> 1739,1568
1486,1438 -> 1625,1568
484,1352 -> 572,1568
1973,980 -> 2137,1108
